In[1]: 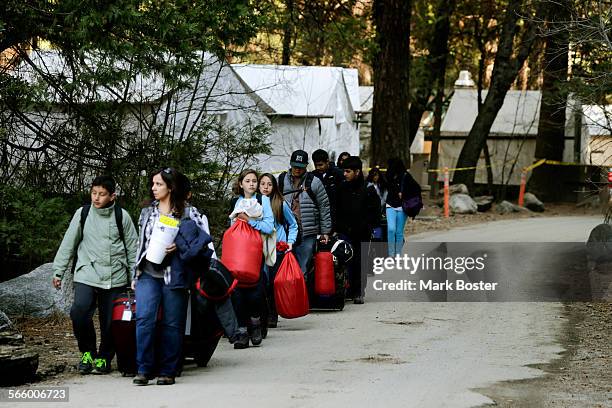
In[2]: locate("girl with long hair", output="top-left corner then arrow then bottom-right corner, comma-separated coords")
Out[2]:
229,169 -> 275,349
258,173 -> 298,327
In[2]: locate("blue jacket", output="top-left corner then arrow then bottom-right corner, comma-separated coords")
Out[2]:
174,219 -> 213,288
275,202 -> 298,244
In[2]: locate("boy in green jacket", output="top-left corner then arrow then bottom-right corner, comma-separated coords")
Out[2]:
52,175 -> 138,375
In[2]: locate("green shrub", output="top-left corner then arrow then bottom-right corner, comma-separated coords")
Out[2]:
0,186 -> 72,265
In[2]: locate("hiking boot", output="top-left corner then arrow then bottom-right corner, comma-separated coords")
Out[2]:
249,317 -> 263,346
268,313 -> 278,329
233,330 -> 249,349
133,374 -> 153,386
156,376 -> 175,385
92,358 -> 111,375
353,296 -> 364,305
78,351 -> 94,375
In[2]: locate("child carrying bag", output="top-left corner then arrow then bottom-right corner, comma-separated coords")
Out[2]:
274,252 -> 309,319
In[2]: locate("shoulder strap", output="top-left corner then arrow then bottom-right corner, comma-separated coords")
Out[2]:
71,205 -> 90,274
279,172 -> 287,194
114,204 -> 129,269
80,204 -> 91,233
304,173 -> 318,206
229,197 -> 239,214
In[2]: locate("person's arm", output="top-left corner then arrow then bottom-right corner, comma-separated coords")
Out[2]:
131,209 -> 147,284
248,196 -> 275,234
283,202 -> 299,244
199,213 -> 218,259
52,209 -> 83,282
122,210 -> 139,285
313,178 -> 332,235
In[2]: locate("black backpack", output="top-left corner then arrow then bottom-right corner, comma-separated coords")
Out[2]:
71,204 -> 129,273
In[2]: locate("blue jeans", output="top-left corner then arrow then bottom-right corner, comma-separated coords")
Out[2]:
135,272 -> 188,377
386,208 -> 407,256
294,236 -> 317,279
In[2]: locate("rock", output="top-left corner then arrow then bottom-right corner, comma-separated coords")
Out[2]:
496,200 -> 528,214
0,329 -> 39,386
524,192 -> 545,212
437,183 -> 469,197
0,311 -> 12,331
449,194 -> 478,214
0,263 -> 72,318
474,196 -> 494,212
586,224 -> 612,265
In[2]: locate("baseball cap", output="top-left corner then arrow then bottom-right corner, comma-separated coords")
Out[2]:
290,150 -> 308,168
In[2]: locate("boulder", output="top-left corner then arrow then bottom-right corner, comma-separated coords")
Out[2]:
449,194 -> 478,214
496,200 -> 528,214
0,329 -> 39,386
438,183 -> 469,197
0,311 -> 12,331
586,224 -> 612,265
524,192 -> 545,212
0,263 -> 73,318
474,196 -> 494,212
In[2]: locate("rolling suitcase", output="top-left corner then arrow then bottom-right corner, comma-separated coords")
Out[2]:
307,238 -> 351,311
111,291 -> 137,376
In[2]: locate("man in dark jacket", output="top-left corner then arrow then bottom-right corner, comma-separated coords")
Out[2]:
312,149 -> 344,231
336,156 -> 380,304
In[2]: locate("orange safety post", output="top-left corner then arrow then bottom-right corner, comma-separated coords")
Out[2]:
443,167 -> 450,218
518,171 -> 527,207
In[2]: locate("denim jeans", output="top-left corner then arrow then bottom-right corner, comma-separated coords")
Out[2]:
294,235 -> 317,279
135,272 -> 188,377
70,283 -> 121,361
386,207 -> 407,256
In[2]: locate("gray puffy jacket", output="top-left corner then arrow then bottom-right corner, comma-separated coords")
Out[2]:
278,171 -> 332,238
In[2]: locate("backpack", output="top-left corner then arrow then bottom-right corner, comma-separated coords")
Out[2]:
71,204 -> 129,273
278,171 -> 318,206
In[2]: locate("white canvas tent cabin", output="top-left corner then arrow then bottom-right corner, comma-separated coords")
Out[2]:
583,105 -> 612,166
428,78 -> 590,186
5,50 -> 270,190
232,64 -> 361,173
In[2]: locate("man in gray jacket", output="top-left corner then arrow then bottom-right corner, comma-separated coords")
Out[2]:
278,150 -> 332,276
52,175 -> 138,375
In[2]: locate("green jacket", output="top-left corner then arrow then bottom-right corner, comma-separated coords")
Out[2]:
52,203 -> 138,289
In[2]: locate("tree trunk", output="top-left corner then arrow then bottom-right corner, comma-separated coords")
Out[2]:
453,0 -> 541,189
370,0 -> 412,167
281,0 -> 295,65
408,0 -> 455,147
527,0 -> 570,201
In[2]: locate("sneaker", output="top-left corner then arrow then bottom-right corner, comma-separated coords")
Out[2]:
156,376 -> 175,385
92,358 -> 111,374
233,330 -> 249,349
250,317 -> 263,346
353,296 -> 364,305
78,351 -> 94,375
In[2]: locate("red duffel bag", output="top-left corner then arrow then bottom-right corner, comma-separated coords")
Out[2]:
274,252 -> 309,319
221,219 -> 262,287
314,251 -> 335,296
